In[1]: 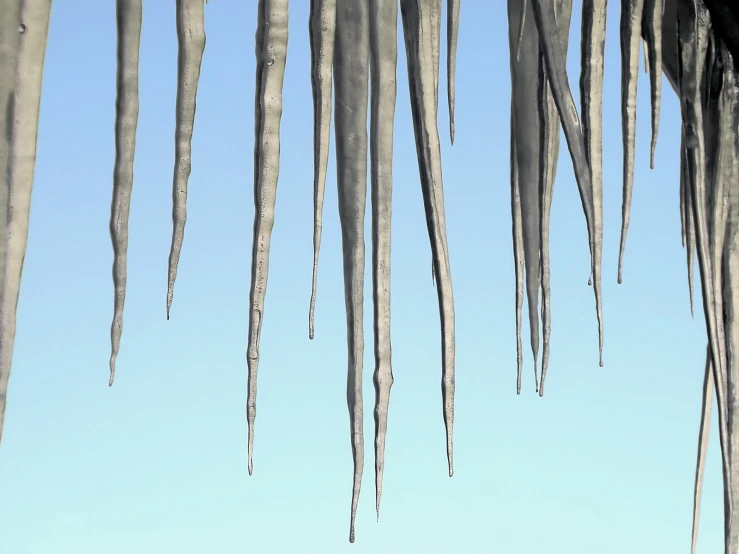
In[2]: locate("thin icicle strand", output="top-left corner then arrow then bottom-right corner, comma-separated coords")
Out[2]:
401,0 -> 456,477
511,110 -> 525,395
617,0 -> 645,284
508,0 -> 525,394
717,39 -> 739,554
579,0 -> 607,368
510,0 -> 543,394
539,0 -> 573,396
538,58 -> 555,394
691,346 -> 713,554
642,0 -> 663,169
308,0 -> 336,340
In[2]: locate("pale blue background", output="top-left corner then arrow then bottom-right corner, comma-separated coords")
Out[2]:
0,1 -> 722,553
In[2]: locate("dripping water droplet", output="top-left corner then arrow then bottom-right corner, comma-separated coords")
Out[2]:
18,24 -> 25,34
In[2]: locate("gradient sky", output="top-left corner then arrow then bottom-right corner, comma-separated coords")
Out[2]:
0,1 -> 724,553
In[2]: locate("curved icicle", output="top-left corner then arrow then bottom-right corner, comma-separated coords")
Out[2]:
446,0 -> 459,143
539,0 -> 573,396
109,0 -> 142,387
308,0 -> 336,340
334,0 -> 369,542
247,0 -> 289,477
579,0 -> 607,369
401,0 -> 456,477
617,0 -> 645,284
691,346 -> 713,554
166,0 -> 206,320
369,0 -> 397,521
0,0 -> 49,443
642,0 -> 663,169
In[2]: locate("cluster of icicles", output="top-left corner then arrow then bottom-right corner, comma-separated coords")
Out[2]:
1,0 -> 739,549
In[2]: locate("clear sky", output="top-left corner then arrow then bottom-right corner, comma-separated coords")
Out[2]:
0,1 -> 723,553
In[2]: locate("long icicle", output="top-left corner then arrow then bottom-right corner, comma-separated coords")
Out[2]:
109,0 -> 142,386
334,0 -> 369,542
307,0 -> 336,340
508,0 -> 525,394
509,0 -> 543,394
166,0 -> 206,319
511,108 -> 525,395
369,0 -> 398,521
538,53 -> 553,394
704,37 -> 729,436
247,0 -> 289,476
617,0 -> 645,284
0,0 -> 21,443
0,0 -> 49,443
539,0 -> 573,396
401,0 -> 456,477
579,0 -> 607,370
716,40 -> 739,554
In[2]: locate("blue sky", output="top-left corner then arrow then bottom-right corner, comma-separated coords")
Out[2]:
0,1 -> 723,553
